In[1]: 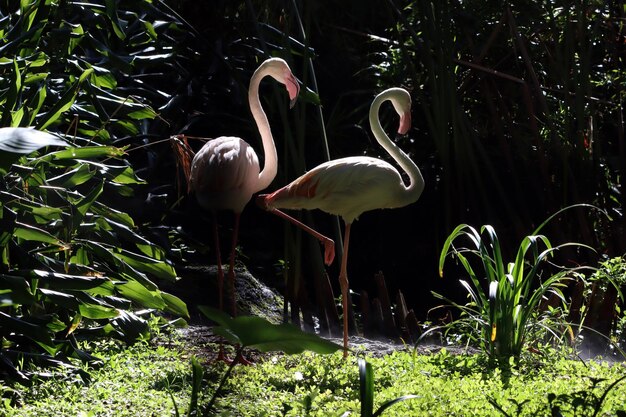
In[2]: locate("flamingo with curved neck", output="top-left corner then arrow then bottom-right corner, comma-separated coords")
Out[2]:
174,58 -> 299,362
257,87 -> 424,357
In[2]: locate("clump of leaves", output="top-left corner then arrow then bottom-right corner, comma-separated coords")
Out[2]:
0,128 -> 188,383
0,0 -> 193,383
436,206 -> 596,364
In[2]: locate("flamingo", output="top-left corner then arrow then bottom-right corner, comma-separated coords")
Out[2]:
172,57 -> 300,363
257,87 -> 425,357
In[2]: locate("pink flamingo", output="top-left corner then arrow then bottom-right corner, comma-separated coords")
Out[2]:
173,58 -> 300,362
257,87 -> 425,357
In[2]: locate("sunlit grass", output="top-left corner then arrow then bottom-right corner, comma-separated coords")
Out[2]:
217,348 -> 626,416
3,335 -> 626,417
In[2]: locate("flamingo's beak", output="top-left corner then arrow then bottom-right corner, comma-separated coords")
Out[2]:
398,111 -> 411,135
285,70 -> 300,109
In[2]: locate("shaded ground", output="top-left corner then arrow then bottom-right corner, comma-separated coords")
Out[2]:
162,263 -> 483,363
171,324 -> 479,365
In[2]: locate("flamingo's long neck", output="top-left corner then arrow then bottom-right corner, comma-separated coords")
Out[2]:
369,89 -> 424,206
248,63 -> 279,192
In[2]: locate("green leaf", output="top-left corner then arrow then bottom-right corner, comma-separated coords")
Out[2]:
0,274 -> 34,305
105,0 -> 126,40
111,166 -> 145,184
359,358 -> 374,417
32,270 -> 109,290
111,310 -> 150,343
161,292 -> 189,319
75,181 -> 104,218
113,249 -> 177,282
92,203 -> 135,228
0,127 -> 68,173
116,280 -> 166,309
127,106 -> 157,120
14,222 -> 64,246
38,288 -> 79,310
44,145 -> 126,161
199,306 -> 342,354
47,164 -> 96,188
79,303 -> 119,319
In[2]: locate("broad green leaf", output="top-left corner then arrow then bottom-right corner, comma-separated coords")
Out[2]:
127,106 -> 157,120
112,166 -> 145,184
38,288 -> 79,310
47,164 -> 96,188
0,127 -> 67,153
5,60 -> 22,125
161,291 -> 189,318
116,280 -> 166,309
79,303 -> 119,319
105,0 -> 126,40
12,201 -> 63,222
136,243 -> 166,261
0,274 -> 34,305
113,249 -> 177,282
75,181 -> 104,217
45,145 -> 126,161
92,203 -> 135,228
32,270 -> 109,290
199,307 -> 342,354
112,311 -> 150,343
14,223 -> 63,246
99,217 -> 152,247
26,84 -> 48,125
11,107 -> 24,127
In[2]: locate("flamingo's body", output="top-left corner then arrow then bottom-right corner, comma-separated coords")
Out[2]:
258,87 -> 424,357
175,57 -> 299,362
190,136 -> 264,213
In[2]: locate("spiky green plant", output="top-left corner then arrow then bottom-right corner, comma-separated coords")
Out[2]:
436,206 -> 597,363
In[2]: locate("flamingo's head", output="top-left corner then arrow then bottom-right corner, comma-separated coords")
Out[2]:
389,88 -> 412,135
264,58 -> 301,109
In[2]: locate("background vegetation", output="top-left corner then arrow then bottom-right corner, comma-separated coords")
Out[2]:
1,0 -> 626,412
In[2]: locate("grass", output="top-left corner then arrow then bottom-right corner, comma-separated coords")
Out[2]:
2,338 -> 193,417
3,331 -> 626,417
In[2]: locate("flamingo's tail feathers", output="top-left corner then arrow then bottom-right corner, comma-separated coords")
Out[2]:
170,135 -> 195,194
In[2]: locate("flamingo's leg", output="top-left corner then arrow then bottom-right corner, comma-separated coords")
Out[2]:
339,222 -> 352,359
226,213 -> 253,366
213,214 -> 231,364
227,213 -> 241,318
257,200 -> 335,266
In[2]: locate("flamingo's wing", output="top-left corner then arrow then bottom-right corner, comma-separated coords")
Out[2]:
269,156 -> 405,222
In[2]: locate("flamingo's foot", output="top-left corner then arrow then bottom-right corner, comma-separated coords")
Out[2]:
232,350 -> 253,366
215,345 -> 233,364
